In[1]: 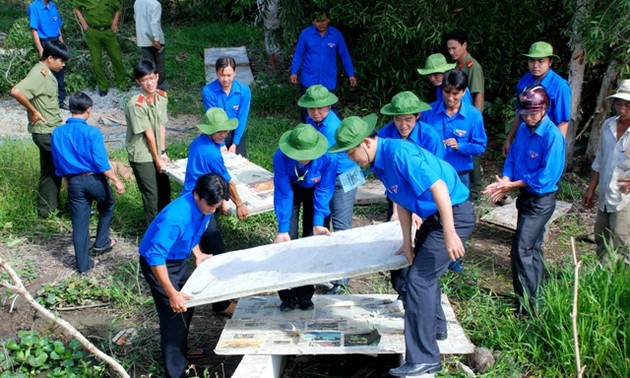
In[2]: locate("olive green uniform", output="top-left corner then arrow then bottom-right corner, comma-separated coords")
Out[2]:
457,53 -> 484,199
72,0 -> 126,92
125,90 -> 171,223
15,62 -> 63,217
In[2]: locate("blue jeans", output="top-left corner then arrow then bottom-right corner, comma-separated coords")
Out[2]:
67,174 -> 115,273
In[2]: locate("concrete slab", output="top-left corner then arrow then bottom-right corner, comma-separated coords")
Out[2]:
231,355 -> 284,378
355,179 -> 386,205
481,200 -> 572,231
163,155 -> 274,216
181,222 -> 407,307
215,294 -> 474,356
204,46 -> 254,85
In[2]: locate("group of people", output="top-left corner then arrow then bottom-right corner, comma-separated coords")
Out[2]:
10,6 -> 630,378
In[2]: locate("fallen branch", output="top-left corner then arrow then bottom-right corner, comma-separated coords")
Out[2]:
0,259 -> 130,378
570,238 -> 586,378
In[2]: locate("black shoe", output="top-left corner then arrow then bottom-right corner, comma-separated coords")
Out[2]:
98,89 -> 108,97
298,299 -> 314,310
389,362 -> 441,377
59,102 -> 69,110
279,300 -> 296,312
436,331 -> 448,341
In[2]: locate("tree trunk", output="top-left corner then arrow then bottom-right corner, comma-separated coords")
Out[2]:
581,63 -> 619,175
565,0 -> 588,172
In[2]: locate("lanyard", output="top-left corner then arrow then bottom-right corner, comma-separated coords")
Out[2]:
294,165 -> 308,183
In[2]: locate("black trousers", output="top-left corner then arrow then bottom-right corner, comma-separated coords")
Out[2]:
224,130 -> 247,158
512,190 -> 555,311
198,216 -> 231,312
278,184 -> 316,302
140,256 -> 194,378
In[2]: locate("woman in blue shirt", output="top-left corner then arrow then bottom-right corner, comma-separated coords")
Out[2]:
273,123 -> 336,311
201,56 -> 252,157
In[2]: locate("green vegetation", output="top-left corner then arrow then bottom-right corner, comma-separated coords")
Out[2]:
0,330 -> 105,377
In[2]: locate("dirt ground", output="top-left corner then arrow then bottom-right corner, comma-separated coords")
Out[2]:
0,92 -> 598,377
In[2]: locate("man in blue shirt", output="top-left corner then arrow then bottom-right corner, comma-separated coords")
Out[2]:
421,69 -> 487,191
273,123 -> 336,311
28,0 -> 66,109
139,173 -> 229,378
299,85 -> 355,293
483,85 -> 565,314
51,92 -> 125,273
503,42 -> 571,155
183,108 -> 249,315
290,11 -> 357,122
330,114 -> 475,377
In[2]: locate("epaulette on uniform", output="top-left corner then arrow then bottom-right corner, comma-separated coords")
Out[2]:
156,89 -> 167,97
466,60 -> 474,68
135,95 -> 145,107
40,68 -> 48,76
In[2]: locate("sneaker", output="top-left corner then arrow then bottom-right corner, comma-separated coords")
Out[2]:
298,299 -> 314,311
448,258 -> 463,273
279,300 -> 296,312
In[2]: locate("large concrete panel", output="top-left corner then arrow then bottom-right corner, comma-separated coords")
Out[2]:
181,222 -> 408,307
204,46 -> 254,85
481,200 -> 572,231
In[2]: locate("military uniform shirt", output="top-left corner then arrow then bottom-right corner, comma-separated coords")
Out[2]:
72,0 -> 120,26
273,149 -> 337,232
139,192 -> 212,266
503,116 -> 565,194
307,111 -> 357,175
182,134 -> 231,195
28,0 -> 63,39
15,62 -> 62,134
377,120 -> 444,158
515,69 -> 571,126
421,99 -> 487,172
290,25 -> 355,91
458,54 -> 484,95
51,117 -> 111,176
201,80 -> 251,146
125,90 -> 168,163
371,138 -> 469,219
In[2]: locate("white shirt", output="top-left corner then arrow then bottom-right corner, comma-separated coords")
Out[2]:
592,116 -> 630,212
134,0 -> 164,47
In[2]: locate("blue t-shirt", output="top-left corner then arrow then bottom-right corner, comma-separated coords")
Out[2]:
182,134 -> 231,195
201,79 -> 251,146
515,69 -> 571,126
273,149 -> 337,232
28,0 -> 63,39
421,100 -> 487,172
307,111 -> 357,175
503,116 -> 565,194
290,25 -> 355,90
371,138 -> 469,219
51,118 -> 111,176
377,120 -> 444,158
139,192 -> 212,266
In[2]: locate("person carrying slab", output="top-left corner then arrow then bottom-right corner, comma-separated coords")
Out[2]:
273,124 -> 336,311
330,114 -> 475,377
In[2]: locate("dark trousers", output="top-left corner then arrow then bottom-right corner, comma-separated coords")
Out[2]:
512,190 -> 555,311
278,184 -> 316,302
141,45 -> 166,87
469,155 -> 482,200
404,201 -> 475,364
84,28 -> 127,91
40,38 -> 66,104
386,197 -> 410,302
224,130 -> 247,158
198,216 -> 231,312
68,174 -> 115,273
130,161 -> 171,225
140,256 -> 194,378
32,133 -> 62,217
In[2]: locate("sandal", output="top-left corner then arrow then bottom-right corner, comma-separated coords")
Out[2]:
187,347 -> 205,359
92,238 -> 117,254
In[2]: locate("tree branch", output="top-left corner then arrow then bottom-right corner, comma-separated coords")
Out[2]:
0,259 -> 130,378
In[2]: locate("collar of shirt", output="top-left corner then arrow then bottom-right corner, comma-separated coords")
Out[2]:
210,79 -> 242,96
436,98 -> 471,119
308,24 -> 330,38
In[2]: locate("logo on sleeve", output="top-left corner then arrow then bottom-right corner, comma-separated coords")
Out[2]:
328,43 -> 336,48
311,176 -> 321,183
529,151 -> 538,159
390,185 -> 398,194
233,105 -> 240,111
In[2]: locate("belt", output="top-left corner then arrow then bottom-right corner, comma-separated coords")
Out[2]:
91,25 -> 111,31
67,172 -> 94,178
40,37 -> 61,42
